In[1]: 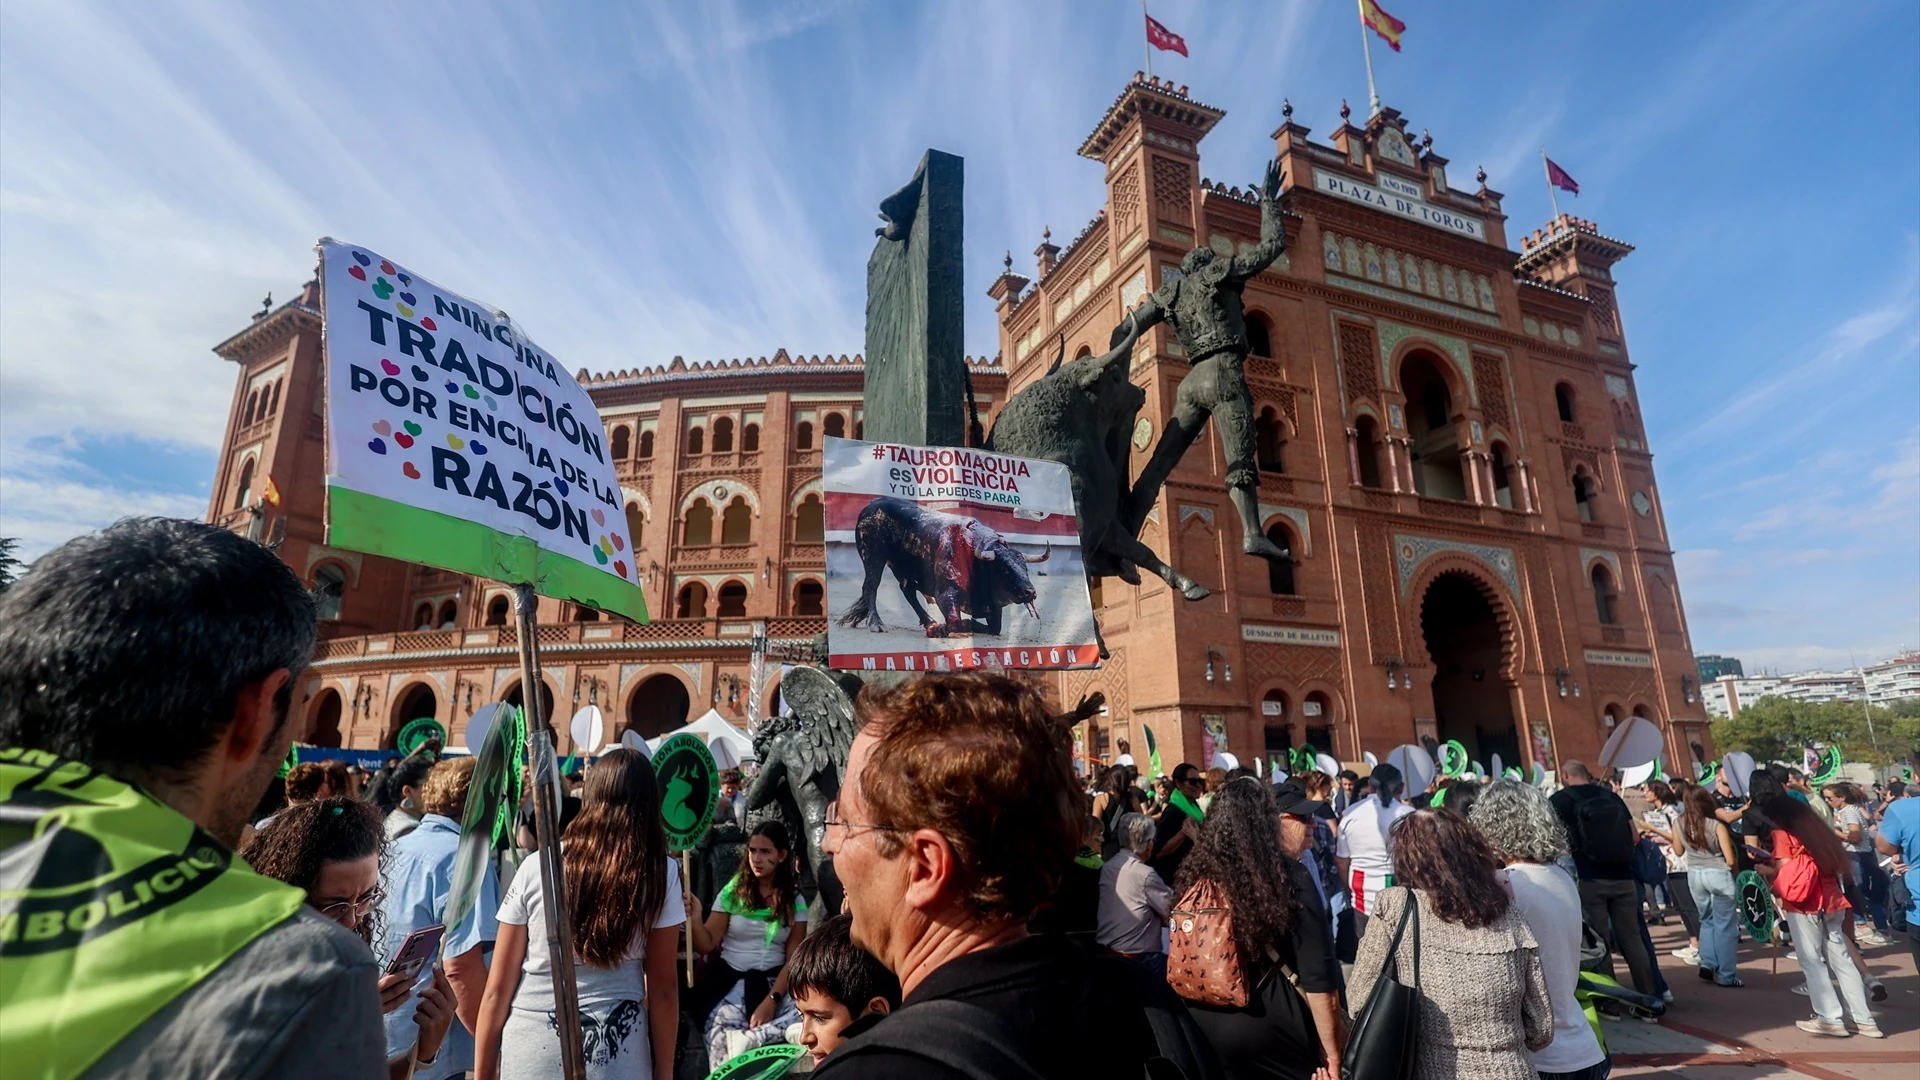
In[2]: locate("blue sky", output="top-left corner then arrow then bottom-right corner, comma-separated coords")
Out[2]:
1,0 -> 1915,672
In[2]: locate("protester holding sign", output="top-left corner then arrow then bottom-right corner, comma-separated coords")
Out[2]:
0,518 -> 386,1080
475,748 -> 685,1079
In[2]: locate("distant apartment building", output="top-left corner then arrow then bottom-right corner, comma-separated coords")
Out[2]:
1779,671 -> 1866,706
1864,652 -> 1920,706
1695,654 -> 1744,681
1702,675 -> 1784,718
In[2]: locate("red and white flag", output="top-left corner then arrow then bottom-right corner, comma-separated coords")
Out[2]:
1145,13 -> 1188,56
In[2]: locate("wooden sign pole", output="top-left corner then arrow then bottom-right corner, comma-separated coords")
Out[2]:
515,584 -> 587,1080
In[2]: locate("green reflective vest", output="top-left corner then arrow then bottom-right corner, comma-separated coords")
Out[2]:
0,747 -> 306,1080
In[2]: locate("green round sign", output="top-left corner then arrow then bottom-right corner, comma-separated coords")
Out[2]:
704,1043 -> 803,1079
1439,739 -> 1470,778
1809,745 -> 1843,786
396,717 -> 446,757
654,733 -> 719,852
1737,869 -> 1776,943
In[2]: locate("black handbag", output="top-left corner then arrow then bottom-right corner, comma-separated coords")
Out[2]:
1341,889 -> 1421,1080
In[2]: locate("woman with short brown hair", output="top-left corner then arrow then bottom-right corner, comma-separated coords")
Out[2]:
1348,808 -> 1552,1080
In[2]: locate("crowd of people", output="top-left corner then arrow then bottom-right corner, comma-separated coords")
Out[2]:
3,517 -> 1916,1080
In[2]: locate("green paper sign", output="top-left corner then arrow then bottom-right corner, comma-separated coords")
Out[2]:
1737,869 -> 1775,943
1698,760 -> 1720,785
1289,744 -> 1317,774
276,745 -> 299,779
704,1043 -> 804,1079
655,733 -> 719,852
397,716 -> 447,757
1439,740 -> 1469,778
1144,725 -> 1164,780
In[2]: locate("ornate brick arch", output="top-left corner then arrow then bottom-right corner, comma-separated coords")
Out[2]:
678,478 -> 761,519
1403,558 -> 1525,680
1389,340 -> 1472,408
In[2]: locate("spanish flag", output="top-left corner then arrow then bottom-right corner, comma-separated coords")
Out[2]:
261,474 -> 281,506
1360,0 -> 1405,52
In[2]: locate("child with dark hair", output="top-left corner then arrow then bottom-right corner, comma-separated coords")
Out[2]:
785,914 -> 901,1070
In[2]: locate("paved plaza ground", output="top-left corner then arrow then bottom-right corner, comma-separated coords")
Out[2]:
1607,918 -> 1917,1079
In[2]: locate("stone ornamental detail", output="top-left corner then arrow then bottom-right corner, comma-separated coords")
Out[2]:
1338,322 -> 1379,406
1393,533 -> 1520,599
1472,353 -> 1511,432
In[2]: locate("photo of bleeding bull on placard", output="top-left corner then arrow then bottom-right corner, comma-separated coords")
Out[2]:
823,436 -> 1099,672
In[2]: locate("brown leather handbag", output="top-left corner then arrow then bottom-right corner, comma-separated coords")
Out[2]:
1166,877 -> 1249,1007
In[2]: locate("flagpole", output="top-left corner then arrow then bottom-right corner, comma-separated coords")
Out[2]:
1143,0 -> 1152,79
1541,147 -> 1562,222
1358,0 -> 1381,117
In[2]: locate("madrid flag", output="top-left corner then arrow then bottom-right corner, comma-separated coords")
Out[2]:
1359,0 -> 1406,52
1545,156 -> 1581,195
1145,13 -> 1188,56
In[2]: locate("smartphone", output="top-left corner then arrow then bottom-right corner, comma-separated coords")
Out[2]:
385,923 -> 445,980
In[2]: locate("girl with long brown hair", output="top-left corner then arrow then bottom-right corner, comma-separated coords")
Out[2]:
1680,785 -> 1742,986
685,820 -> 810,1064
1760,793 -> 1881,1038
475,748 -> 684,1080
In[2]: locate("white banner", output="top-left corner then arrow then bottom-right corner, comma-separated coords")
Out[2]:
320,240 -> 642,617
822,437 -> 1098,671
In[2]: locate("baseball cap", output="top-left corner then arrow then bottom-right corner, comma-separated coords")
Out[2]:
1270,781 -> 1327,818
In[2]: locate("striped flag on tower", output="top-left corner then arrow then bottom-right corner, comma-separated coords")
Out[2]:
1359,0 -> 1406,51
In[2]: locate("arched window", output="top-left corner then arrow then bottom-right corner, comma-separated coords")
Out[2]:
1555,383 -> 1577,424
1401,354 -> 1466,500
683,499 -> 713,546
232,458 -> 255,509
823,413 -> 846,440
793,579 -> 824,616
610,426 -> 631,459
686,426 -> 705,455
267,380 -> 282,417
795,421 -> 814,450
486,595 -> 510,626
313,565 -> 346,621
712,417 -> 735,453
1255,407 -> 1285,473
638,430 -> 655,459
1572,469 -> 1596,523
676,581 -> 709,618
437,600 -> 458,628
741,423 -> 760,452
1353,416 -> 1384,488
1489,441 -> 1515,509
1265,524 -> 1297,595
414,602 -> 434,629
717,581 -> 748,617
625,502 -> 645,552
243,391 -> 259,426
794,494 -> 824,542
1246,314 -> 1274,359
1592,564 -> 1617,625
720,497 -> 751,545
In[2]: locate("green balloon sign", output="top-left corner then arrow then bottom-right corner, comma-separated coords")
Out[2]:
1439,739 -> 1470,778
1738,869 -> 1776,943
704,1044 -> 803,1079
654,733 -> 719,852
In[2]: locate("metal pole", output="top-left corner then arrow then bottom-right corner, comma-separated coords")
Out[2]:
1358,0 -> 1381,117
515,584 -> 587,1080
748,620 -> 767,727
1142,0 -> 1152,79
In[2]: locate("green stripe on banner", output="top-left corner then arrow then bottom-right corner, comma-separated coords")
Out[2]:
328,485 -> 648,622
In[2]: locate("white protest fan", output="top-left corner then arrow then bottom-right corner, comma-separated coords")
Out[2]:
1491,752 -> 1504,779
1211,751 -> 1240,771
619,729 -> 653,760
1596,713 -> 1662,772
1722,751 -> 1757,797
1385,744 -> 1435,796
568,705 -> 605,757
1362,750 -> 1379,768
463,702 -> 505,760
1620,760 -> 1659,787
1315,752 -> 1341,777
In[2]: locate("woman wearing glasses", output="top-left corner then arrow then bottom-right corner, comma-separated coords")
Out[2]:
246,797 -> 457,1079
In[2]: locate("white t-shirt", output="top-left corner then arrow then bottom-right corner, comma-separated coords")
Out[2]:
1505,861 -> 1607,1073
497,850 -> 686,1013
1336,795 -> 1412,915
714,878 -> 808,973
1835,804 -> 1873,853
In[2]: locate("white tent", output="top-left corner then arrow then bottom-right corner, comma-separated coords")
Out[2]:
646,709 -> 756,770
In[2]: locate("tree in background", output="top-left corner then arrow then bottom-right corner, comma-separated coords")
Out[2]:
1711,694 -> 1920,768
0,538 -> 20,594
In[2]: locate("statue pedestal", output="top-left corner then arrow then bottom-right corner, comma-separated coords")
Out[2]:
863,149 -> 966,449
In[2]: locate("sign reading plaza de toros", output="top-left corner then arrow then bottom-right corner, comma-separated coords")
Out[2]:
1312,168 -> 1486,241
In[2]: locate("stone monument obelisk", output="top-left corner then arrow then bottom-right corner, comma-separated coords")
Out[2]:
863,149 -> 965,448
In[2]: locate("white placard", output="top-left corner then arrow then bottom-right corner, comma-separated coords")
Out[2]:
1313,169 -> 1486,241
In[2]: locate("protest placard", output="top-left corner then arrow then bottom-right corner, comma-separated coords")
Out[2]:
822,436 -> 1099,672
319,240 -> 645,621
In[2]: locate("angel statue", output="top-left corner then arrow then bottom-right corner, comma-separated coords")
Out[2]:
742,666 -> 862,901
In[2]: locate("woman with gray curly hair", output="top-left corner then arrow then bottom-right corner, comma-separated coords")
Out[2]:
1470,781 -> 1609,1080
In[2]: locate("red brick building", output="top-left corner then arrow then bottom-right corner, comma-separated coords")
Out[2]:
207,74 -> 1710,777
1000,77 -> 1710,776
